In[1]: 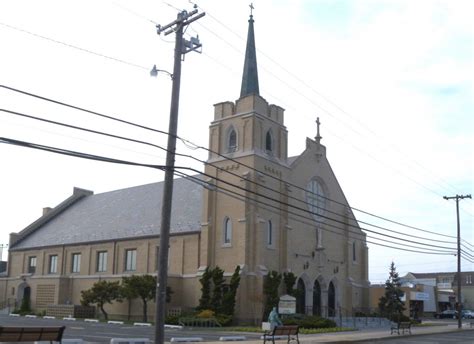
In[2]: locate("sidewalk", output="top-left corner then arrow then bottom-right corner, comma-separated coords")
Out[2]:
297,323 -> 473,343
208,322 -> 474,344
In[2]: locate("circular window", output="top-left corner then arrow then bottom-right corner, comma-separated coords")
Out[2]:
306,179 -> 326,221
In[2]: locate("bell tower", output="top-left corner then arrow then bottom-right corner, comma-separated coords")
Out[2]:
207,11 -> 288,163
200,10 -> 290,323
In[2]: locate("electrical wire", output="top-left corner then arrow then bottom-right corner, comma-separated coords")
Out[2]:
1,84 -> 470,249
0,134 -> 458,257
172,169 -> 457,256
193,2 -> 469,200
1,106 -> 465,253
2,7 -> 470,216
0,21 -> 149,71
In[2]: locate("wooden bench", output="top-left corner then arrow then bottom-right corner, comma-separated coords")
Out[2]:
390,321 -> 411,335
263,325 -> 299,344
0,326 -> 65,343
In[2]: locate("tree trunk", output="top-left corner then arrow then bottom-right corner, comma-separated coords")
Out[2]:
100,302 -> 108,320
143,298 -> 148,323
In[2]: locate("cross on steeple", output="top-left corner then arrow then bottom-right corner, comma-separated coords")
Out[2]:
249,3 -> 254,16
315,117 -> 322,144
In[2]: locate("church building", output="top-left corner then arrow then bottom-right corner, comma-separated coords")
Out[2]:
0,13 -> 369,323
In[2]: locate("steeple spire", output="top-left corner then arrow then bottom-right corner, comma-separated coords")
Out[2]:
240,4 -> 260,98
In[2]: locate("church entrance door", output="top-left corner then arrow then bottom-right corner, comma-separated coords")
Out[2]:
312,280 -> 321,316
328,281 -> 335,316
296,279 -> 306,314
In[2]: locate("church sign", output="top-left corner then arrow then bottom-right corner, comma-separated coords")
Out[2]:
278,294 -> 296,314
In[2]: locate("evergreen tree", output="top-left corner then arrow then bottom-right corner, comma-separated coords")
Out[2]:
283,272 -> 297,297
210,266 -> 225,312
378,261 -> 405,321
263,270 -> 282,320
198,267 -> 212,310
221,265 -> 241,316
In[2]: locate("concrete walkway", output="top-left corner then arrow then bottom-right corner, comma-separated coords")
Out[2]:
297,323 -> 473,343
210,322 -> 474,344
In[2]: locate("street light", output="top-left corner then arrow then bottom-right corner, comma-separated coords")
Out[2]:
150,64 -> 173,79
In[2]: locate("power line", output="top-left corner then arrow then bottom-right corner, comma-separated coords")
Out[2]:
1,84 -> 468,248
173,169 -> 456,256
0,21 -> 149,71
2,15 -> 471,218
1,10 -> 470,210
194,3 -> 469,199
0,105 -> 464,253
0,136 -> 167,170
0,124 -> 463,260
0,131 -> 458,256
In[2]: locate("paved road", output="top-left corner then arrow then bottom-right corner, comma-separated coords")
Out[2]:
1,314 -> 473,343
0,315 -> 261,342
348,330 -> 474,343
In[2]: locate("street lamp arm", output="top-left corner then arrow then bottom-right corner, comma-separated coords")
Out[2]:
150,65 -> 173,79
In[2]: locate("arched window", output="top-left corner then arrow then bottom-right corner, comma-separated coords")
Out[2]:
228,128 -> 237,152
265,130 -> 272,152
223,217 -> 232,245
267,220 -> 273,247
352,241 -> 357,262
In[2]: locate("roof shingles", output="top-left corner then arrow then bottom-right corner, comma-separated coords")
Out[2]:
12,176 -> 203,250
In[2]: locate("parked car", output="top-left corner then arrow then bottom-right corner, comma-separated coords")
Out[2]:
434,310 -> 459,319
462,310 -> 474,319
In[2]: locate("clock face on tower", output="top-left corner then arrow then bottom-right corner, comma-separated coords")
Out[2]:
306,178 -> 326,221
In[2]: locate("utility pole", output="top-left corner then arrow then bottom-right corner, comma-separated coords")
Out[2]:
154,7 -> 205,344
443,194 -> 471,329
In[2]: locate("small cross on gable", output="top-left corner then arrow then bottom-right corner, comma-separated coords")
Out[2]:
315,117 -> 322,143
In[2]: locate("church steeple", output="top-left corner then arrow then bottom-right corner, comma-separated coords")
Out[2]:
240,5 -> 260,98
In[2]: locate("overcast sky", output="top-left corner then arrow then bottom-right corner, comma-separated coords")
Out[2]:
0,0 -> 472,282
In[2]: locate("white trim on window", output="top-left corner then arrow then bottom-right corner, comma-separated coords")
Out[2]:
223,217 -> 232,247
49,255 -> 58,274
125,249 -> 137,272
71,253 -> 81,273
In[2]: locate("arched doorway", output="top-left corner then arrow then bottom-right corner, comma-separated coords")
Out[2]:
17,282 -> 31,310
312,280 -> 321,316
296,279 -> 306,314
328,281 -> 336,316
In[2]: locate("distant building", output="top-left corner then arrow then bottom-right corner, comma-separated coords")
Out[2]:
402,271 -> 474,311
0,12 -> 369,323
0,261 -> 6,274
370,271 -> 474,317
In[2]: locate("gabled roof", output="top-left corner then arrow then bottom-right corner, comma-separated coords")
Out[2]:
410,272 -> 445,279
10,176 -> 204,250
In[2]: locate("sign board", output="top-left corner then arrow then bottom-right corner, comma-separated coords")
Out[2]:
278,294 -> 296,314
437,283 -> 451,289
411,292 -> 430,301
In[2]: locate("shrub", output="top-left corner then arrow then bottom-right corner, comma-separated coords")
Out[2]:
165,314 -> 181,325
388,313 -> 410,323
282,315 -> 336,329
196,309 -> 215,318
216,313 -> 233,326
